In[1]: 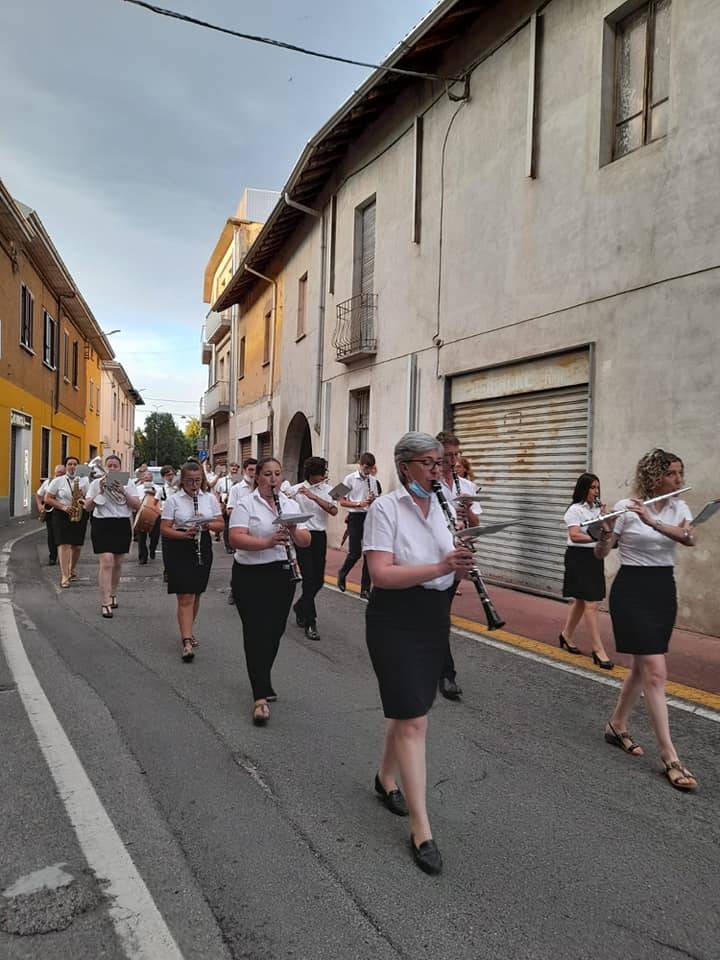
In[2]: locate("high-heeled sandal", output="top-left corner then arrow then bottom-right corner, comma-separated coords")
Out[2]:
252,701 -> 269,726
101,604 -> 113,619
110,595 -> 118,609
591,650 -> 614,669
558,632 -> 581,654
181,638 -> 195,662
60,578 -> 71,589
604,721 -> 643,755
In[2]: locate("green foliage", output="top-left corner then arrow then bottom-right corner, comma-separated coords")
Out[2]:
183,416 -> 205,443
134,413 -> 193,467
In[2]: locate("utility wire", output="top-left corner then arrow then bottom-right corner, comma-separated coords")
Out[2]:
120,0 -> 464,84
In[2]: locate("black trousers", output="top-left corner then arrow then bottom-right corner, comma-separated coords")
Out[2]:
338,512 -> 370,592
45,512 -> 58,563
294,531 -> 327,626
223,512 -> 231,551
440,580 -> 460,682
137,515 -> 161,561
232,561 -> 296,700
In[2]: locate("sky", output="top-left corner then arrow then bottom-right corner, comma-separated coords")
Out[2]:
0,0 -> 435,430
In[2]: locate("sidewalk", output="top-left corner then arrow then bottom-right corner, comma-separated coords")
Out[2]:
324,546 -> 720,699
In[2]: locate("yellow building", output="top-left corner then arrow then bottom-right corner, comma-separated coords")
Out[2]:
0,177 -> 115,522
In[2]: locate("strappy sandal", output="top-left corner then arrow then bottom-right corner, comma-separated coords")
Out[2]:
110,595 -> 118,609
190,636 -> 199,648
604,721 -> 643,756
252,701 -> 269,726
101,604 -> 113,619
664,760 -> 697,792
181,639 -> 195,663
60,578 -> 71,589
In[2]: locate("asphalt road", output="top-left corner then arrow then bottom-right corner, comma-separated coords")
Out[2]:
1,532 -> 719,960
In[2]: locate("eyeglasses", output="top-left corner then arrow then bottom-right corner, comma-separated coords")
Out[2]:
404,458 -> 444,469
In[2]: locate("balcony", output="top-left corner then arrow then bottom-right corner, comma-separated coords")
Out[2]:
201,380 -> 230,420
205,309 -> 231,345
332,293 -> 378,363
200,325 -> 212,365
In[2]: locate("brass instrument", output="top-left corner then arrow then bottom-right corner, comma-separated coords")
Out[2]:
68,477 -> 84,523
88,457 -> 127,506
270,483 -> 302,583
432,481 -> 505,631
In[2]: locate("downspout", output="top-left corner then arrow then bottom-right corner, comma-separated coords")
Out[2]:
244,265 -> 278,434
283,192 -> 326,436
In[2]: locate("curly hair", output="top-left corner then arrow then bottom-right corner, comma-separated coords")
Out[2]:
633,448 -> 684,499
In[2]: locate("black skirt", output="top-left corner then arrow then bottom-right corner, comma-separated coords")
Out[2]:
52,507 -> 88,546
162,531 -> 213,595
91,516 -> 132,555
562,546 -> 605,601
609,565 -> 677,655
366,586 -> 452,720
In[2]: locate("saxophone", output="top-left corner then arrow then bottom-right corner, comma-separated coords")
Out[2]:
68,477 -> 84,523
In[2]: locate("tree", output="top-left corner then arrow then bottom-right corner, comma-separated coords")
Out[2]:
184,416 -> 206,446
134,413 -> 192,467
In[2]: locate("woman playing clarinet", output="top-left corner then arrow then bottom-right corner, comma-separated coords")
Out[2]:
160,460 -> 224,662
594,448 -> 697,790
228,457 -> 310,726
84,454 -> 142,618
364,433 -> 474,875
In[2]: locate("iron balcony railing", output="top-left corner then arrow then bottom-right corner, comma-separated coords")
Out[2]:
332,293 -> 378,362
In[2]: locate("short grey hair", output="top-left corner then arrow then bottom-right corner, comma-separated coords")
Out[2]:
393,432 -> 443,484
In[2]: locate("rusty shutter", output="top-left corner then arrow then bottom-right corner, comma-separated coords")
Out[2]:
240,437 -> 252,464
452,366 -> 590,596
258,432 -> 272,460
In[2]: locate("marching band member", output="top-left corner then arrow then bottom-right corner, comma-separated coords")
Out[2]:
560,473 -> 613,668
228,457 -> 310,725
288,457 -> 338,641
160,461 -> 223,662
337,452 -> 378,599
152,465 -> 176,581
44,455 -> 90,588
594,448 -> 697,791
214,462 -> 241,553
226,458 -> 257,512
136,467 -> 159,564
435,431 -> 481,700
36,464 -> 65,565
84,454 -> 142,618
364,432 -> 473,876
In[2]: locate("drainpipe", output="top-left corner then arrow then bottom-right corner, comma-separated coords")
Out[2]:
283,192 -> 326,436
244,265 -> 278,437
54,294 -> 63,417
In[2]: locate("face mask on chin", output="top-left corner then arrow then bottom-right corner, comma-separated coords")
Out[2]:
408,479 -> 431,499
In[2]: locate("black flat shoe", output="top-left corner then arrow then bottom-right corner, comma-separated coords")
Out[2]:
559,633 -> 582,654
360,589 -> 370,601
293,604 -> 305,628
592,651 -> 614,669
374,774 -> 408,816
410,835 -> 442,876
305,624 -> 320,641
439,677 -> 462,700
337,576 -> 346,593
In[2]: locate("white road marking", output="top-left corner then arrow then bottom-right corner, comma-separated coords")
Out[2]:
326,584 -> 720,725
0,528 -> 184,960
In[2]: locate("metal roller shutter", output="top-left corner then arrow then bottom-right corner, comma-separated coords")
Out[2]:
453,384 -> 590,596
360,201 -> 375,295
258,432 -> 273,460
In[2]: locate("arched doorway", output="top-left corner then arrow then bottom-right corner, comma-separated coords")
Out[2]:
283,412 -> 313,483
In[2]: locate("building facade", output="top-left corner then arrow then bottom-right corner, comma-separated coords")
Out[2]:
0,178 -> 116,522
100,361 -> 143,472
213,0 -> 719,635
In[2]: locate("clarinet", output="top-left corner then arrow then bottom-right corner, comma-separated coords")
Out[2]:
192,493 -> 203,566
432,481 -> 505,631
270,484 -> 302,583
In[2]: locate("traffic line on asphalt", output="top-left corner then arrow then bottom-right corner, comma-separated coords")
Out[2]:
0,528 -> 185,960
324,576 -> 720,723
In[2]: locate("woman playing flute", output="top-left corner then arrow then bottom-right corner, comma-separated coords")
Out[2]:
364,433 -> 474,875
594,449 -> 697,790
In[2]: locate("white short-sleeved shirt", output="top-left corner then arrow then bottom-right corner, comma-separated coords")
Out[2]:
154,481 -> 173,504
227,478 -> 253,510
37,479 -> 50,498
613,497 -> 693,567
47,473 -> 89,505
288,481 -> 334,532
343,471 -> 379,513
363,486 -> 456,591
564,501 -> 600,548
161,489 -> 222,527
86,477 -> 141,519
215,475 -> 239,502
229,488 -> 308,565
439,475 -> 482,516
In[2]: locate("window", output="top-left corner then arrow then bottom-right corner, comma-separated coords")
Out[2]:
353,198 -> 376,298
63,331 -> 70,381
257,432 -> 272,459
20,284 -> 34,350
41,427 -> 51,478
60,433 -> 68,462
240,436 -> 252,463
89,378 -> 94,411
348,387 -> 370,462
112,392 -> 117,421
96,385 -> 100,416
238,336 -> 246,379
297,273 -> 308,340
613,0 -> 671,160
263,306 -> 272,366
43,311 -> 57,367
71,340 -> 79,387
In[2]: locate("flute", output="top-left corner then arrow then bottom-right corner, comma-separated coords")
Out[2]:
432,481 -> 505,631
270,484 -> 303,583
579,487 -> 692,527
192,493 -> 203,566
